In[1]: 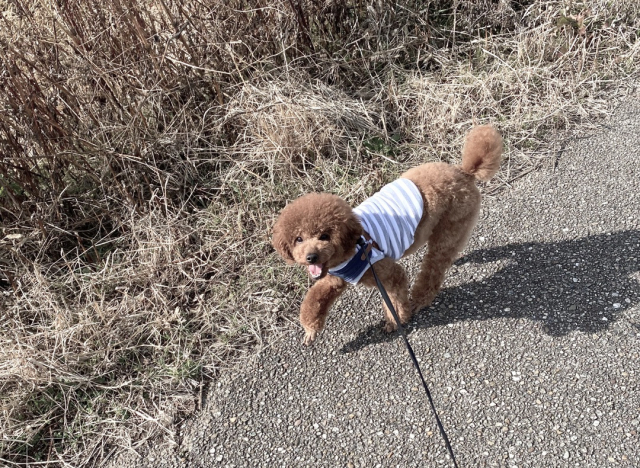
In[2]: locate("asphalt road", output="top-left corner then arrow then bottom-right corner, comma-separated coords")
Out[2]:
111,96 -> 639,468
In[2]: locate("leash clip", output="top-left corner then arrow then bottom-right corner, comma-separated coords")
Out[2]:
357,237 -> 373,261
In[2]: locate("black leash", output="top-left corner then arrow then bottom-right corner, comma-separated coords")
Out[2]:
359,238 -> 460,468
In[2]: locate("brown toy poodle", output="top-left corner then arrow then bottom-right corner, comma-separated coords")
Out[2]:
272,125 -> 503,345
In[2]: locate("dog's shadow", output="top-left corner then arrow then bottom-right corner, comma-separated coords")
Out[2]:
340,230 -> 640,354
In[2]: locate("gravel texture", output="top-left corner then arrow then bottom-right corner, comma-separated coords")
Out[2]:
108,96 -> 640,468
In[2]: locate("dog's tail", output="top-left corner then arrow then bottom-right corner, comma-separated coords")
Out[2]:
460,125 -> 503,182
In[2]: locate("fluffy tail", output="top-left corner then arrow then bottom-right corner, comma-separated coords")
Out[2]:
460,125 -> 503,182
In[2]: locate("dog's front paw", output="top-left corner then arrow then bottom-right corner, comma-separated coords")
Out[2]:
409,299 -> 423,314
383,320 -> 397,333
302,329 -> 318,346
410,292 -> 436,314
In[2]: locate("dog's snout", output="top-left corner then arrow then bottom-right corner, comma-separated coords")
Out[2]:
306,253 -> 319,264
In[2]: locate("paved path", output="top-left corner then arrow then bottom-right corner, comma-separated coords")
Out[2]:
113,97 -> 639,468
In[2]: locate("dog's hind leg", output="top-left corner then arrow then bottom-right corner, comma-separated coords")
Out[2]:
410,212 -> 478,313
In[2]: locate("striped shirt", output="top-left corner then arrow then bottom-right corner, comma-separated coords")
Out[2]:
329,178 -> 423,284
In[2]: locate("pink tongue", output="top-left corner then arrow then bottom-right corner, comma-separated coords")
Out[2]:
308,264 -> 323,276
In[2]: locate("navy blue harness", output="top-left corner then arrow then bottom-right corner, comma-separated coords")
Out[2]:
328,236 -> 380,284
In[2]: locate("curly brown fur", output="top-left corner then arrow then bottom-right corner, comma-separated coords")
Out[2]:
272,193 -> 362,274
460,125 -> 503,181
273,125 -> 503,345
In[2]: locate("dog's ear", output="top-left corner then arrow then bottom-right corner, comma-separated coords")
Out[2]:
272,214 -> 295,264
338,210 -> 363,254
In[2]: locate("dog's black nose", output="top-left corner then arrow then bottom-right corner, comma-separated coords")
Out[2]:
306,253 -> 319,264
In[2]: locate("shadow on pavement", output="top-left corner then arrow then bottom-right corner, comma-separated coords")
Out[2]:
341,230 -> 640,354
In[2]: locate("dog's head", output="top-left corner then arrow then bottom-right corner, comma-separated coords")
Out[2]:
272,193 -> 362,280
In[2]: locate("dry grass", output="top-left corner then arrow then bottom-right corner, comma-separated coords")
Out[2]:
1,0 -> 638,465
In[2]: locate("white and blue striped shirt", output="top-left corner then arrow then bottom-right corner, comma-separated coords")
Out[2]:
329,178 -> 423,284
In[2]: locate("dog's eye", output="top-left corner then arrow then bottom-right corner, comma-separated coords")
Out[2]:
295,237 -> 303,243
319,233 -> 330,241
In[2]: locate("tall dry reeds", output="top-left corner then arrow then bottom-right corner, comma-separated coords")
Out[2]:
1,0 -> 638,465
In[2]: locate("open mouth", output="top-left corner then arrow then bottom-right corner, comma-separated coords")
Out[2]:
307,263 -> 324,279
